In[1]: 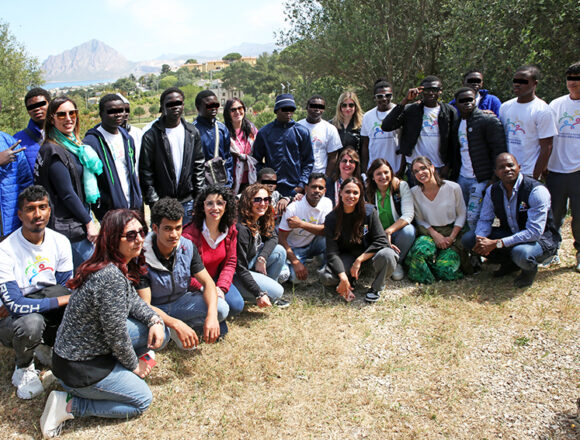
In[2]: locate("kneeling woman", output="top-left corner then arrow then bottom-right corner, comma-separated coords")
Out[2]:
40,210 -> 167,438
319,177 -> 397,303
233,183 -> 288,308
406,157 -> 473,283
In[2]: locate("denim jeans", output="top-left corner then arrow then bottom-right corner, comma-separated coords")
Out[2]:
287,235 -> 326,282
181,200 -> 194,226
156,292 -> 229,328
224,283 -> 245,316
71,238 -> 94,270
457,176 -> 488,231
391,224 -> 416,261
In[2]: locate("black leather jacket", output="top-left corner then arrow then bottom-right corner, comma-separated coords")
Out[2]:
139,117 -> 205,205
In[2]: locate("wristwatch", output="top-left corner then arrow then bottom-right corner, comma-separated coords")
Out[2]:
496,239 -> 504,249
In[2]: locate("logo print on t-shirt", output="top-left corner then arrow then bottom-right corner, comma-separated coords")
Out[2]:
25,255 -> 54,283
372,122 -> 385,137
506,118 -> 526,135
422,114 -> 438,130
458,129 -> 468,145
558,110 -> 580,131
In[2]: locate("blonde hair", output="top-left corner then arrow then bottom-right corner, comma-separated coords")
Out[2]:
331,91 -> 363,130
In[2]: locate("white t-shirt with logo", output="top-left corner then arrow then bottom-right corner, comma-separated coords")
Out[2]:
547,94 -> 580,173
298,119 -> 342,173
499,97 -> 558,176
97,126 -> 131,206
165,123 -> 185,183
361,106 -> 400,171
0,228 -> 73,295
279,196 -> 333,248
408,105 -> 443,167
458,119 -> 475,178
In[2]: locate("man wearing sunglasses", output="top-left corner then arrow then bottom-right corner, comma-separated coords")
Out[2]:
449,70 -> 502,116
83,94 -> 143,221
13,88 -> 51,174
382,75 -> 458,183
498,65 -> 557,180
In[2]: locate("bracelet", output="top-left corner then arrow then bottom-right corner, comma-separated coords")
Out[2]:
148,316 -> 164,328
256,291 -> 267,299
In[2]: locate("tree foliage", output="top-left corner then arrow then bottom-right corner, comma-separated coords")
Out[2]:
222,52 -> 242,61
160,64 -> 171,75
185,58 -> 198,64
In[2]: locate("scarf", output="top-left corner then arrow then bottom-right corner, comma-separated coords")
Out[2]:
51,128 -> 103,204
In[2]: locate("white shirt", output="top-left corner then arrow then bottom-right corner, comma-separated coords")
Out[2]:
201,221 -> 228,249
361,106 -> 400,171
128,125 -> 143,165
97,126 -> 131,206
411,180 -> 466,229
0,228 -> 73,295
409,105 -> 443,167
458,119 -> 475,178
298,119 -> 342,173
499,97 -> 558,176
165,123 -> 185,183
547,94 -> 580,173
279,196 -> 333,248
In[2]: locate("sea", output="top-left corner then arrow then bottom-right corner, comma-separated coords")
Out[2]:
43,79 -> 116,90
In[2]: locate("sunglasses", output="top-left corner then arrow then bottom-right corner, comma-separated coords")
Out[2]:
466,78 -> 482,84
260,179 -> 277,185
26,100 -> 48,111
280,106 -> 296,112
253,196 -> 272,205
341,103 -> 356,109
308,104 -> 325,110
512,78 -> 529,85
106,108 -> 125,115
340,159 -> 356,164
165,100 -> 183,108
206,102 -> 220,109
55,110 -> 78,120
375,93 -> 393,100
204,200 -> 226,208
567,76 -> 580,81
121,228 -> 146,242
458,97 -> 474,103
230,106 -> 244,113
422,87 -> 441,94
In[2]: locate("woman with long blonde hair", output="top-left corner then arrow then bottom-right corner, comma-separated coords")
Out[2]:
330,91 -> 363,153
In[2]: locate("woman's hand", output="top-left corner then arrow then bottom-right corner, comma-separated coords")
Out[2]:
133,358 -> 153,378
430,230 -> 448,249
86,221 -> 99,244
147,323 -> 165,350
254,257 -> 267,275
350,258 -> 362,280
256,294 -> 272,308
216,287 -> 225,299
336,276 -> 355,302
384,230 -> 401,254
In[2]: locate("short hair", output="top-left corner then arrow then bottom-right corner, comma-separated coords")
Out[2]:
99,93 -> 124,114
515,65 -> 541,81
462,69 -> 482,81
24,88 -> 50,105
307,172 -> 327,185
565,62 -> 580,76
195,90 -> 216,109
160,87 -> 185,108
421,75 -> 442,86
151,197 -> 184,226
18,185 -> 49,210
454,87 -> 475,99
258,168 -> 276,179
374,78 -> 392,94
307,94 -> 325,107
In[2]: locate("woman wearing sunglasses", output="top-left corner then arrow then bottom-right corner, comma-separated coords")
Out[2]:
326,147 -> 363,206
223,98 -> 258,194
182,184 -> 244,316
232,183 -> 289,309
319,177 -> 397,303
35,96 -> 102,268
330,91 -> 363,153
40,209 -> 168,438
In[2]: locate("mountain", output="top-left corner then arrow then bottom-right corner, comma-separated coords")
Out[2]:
42,39 -> 136,82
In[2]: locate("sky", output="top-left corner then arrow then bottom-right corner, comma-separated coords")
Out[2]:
1,0 -> 287,61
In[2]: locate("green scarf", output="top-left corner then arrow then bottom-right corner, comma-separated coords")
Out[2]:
51,128 -> 103,204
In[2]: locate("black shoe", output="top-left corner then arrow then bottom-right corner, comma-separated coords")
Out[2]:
274,298 -> 290,309
493,262 -> 518,278
364,289 -> 380,303
514,268 -> 537,288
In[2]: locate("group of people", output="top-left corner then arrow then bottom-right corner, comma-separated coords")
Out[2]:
0,60 -> 577,438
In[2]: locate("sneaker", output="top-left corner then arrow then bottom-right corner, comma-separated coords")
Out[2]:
40,390 -> 74,438
273,298 -> 290,309
12,364 -> 44,399
35,344 -> 53,368
392,263 -> 405,281
540,254 -> 560,267
514,268 -> 538,288
169,328 -> 196,351
278,264 -> 291,283
365,289 -> 381,303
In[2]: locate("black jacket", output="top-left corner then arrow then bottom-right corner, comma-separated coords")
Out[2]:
450,108 -> 507,182
381,102 -> 458,167
139,117 -> 205,205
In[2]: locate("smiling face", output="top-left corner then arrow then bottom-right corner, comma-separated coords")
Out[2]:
118,218 -> 145,263
372,164 -> 392,191
52,101 -> 78,136
495,153 -> 520,185
306,98 -> 325,124
374,87 -> 393,112
251,188 -> 270,219
412,161 -> 435,186
340,98 -> 356,119
203,193 -> 226,224
420,80 -> 443,107
338,153 -> 357,179
25,95 -> 49,125
230,100 -> 245,123
340,181 -> 360,212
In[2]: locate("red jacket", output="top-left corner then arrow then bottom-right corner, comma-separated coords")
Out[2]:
182,223 -> 238,293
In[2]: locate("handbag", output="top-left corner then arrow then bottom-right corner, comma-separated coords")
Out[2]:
204,121 -> 228,185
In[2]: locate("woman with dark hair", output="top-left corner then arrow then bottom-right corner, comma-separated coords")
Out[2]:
182,184 -> 244,315
40,209 -> 167,438
366,158 -> 415,280
406,156 -> 472,283
319,177 -> 397,303
35,96 -> 102,268
233,183 -> 288,308
330,91 -> 363,153
223,98 -> 258,194
326,147 -> 363,206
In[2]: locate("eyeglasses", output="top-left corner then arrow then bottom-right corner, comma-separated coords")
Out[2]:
458,97 -> 474,103
55,110 -> 78,120
567,75 -> 580,81
204,200 -> 226,208
165,100 -> 183,108
466,78 -> 482,84
260,179 -> 277,185
375,93 -> 393,100
253,196 -> 272,205
106,108 -> 125,115
512,78 -> 529,85
340,159 -> 356,164
206,102 -> 220,109
280,106 -> 296,112
230,106 -> 244,113
308,104 -> 325,110
121,228 -> 146,242
26,100 -> 48,111
341,103 -> 356,109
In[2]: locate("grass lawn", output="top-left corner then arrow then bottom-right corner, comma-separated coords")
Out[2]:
1,221 -> 578,439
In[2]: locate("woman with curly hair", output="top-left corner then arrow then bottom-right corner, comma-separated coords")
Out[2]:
182,184 -> 244,315
233,183 -> 288,308
40,209 -> 167,438
330,91 -> 363,153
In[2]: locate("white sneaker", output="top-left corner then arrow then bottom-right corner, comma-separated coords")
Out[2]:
35,344 -> 53,367
392,263 -> 405,281
40,390 -> 74,438
12,363 -> 44,399
278,264 -> 291,283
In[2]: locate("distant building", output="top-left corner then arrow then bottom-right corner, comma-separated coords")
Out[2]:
181,56 -> 258,73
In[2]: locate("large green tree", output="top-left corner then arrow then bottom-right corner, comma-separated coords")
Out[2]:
0,22 -> 42,133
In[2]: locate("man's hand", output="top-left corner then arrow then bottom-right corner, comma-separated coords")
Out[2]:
172,319 -> 199,349
276,198 -> 290,215
203,315 -> 220,344
401,87 -> 423,106
286,216 -> 303,229
292,260 -> 308,280
0,305 -> 9,319
0,140 -> 25,166
473,236 -> 498,256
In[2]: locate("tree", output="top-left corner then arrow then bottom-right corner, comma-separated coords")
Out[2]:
222,52 -> 242,62
158,75 -> 178,90
0,21 -> 42,133
113,77 -> 138,94
133,106 -> 145,122
161,64 -> 171,75
149,104 -> 159,116
185,58 -> 198,64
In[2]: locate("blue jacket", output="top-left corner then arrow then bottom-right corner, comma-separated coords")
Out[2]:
193,116 -> 234,185
0,132 -> 33,237
13,119 -> 43,174
83,125 -> 142,221
449,89 -> 502,116
252,119 -> 314,197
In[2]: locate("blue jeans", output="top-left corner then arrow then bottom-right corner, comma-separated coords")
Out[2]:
156,292 -> 229,328
71,238 -> 94,270
391,224 -> 416,261
181,200 -> 194,226
288,235 -> 326,282
457,176 -> 488,231
224,283 -> 245,316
